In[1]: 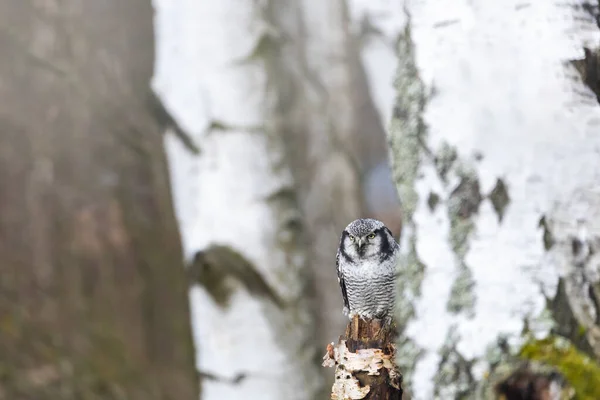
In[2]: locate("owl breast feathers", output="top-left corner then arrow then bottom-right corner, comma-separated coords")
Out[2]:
336,218 -> 400,320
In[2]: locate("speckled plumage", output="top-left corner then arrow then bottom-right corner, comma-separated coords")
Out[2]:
336,218 -> 400,320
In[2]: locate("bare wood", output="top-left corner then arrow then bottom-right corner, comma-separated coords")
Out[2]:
323,315 -> 403,399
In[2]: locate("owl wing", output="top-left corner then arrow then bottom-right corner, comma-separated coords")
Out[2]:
336,248 -> 350,310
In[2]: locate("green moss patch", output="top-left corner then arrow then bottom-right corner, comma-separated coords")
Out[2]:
520,335 -> 600,400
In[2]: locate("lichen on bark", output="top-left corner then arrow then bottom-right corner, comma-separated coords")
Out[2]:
446,266 -> 476,316
520,335 -> 600,399
433,325 -> 476,400
388,16 -> 427,390
444,157 -> 482,317
389,22 -> 426,223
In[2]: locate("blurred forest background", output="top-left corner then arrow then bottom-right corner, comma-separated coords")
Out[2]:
1,0 -> 600,400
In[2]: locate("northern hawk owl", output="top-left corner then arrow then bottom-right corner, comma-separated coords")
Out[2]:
336,218 -> 399,320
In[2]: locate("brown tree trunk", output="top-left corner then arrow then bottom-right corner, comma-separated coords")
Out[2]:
323,316 -> 403,400
0,1 -> 198,399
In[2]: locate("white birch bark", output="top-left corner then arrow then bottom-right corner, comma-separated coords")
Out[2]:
379,1 -> 600,399
152,1 -> 321,399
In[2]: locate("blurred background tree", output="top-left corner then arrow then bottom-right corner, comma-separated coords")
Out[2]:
0,1 -> 198,399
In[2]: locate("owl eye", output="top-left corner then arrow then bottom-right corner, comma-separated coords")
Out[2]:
368,233 -> 376,239
348,235 -> 355,242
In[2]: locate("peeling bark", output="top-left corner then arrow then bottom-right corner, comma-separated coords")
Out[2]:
323,317 -> 403,400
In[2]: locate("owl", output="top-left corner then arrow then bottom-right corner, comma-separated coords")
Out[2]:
336,218 -> 400,320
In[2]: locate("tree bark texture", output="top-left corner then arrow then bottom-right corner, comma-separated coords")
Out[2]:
324,316 -> 403,400
386,2 -> 600,399
0,1 -> 198,399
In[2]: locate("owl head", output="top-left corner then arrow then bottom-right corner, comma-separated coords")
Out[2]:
340,218 -> 396,261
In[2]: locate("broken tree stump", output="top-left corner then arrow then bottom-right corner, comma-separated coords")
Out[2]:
323,315 -> 403,400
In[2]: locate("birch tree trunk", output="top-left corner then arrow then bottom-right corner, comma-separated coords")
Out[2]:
382,1 -> 600,399
264,0 -> 401,354
153,1 -> 322,399
0,1 -> 198,399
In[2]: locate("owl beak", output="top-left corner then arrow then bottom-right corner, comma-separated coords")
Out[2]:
357,238 -> 365,253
